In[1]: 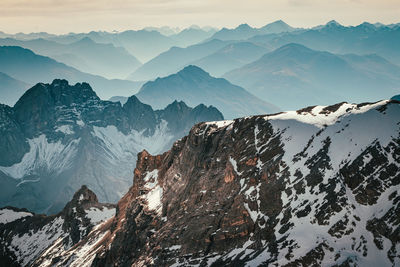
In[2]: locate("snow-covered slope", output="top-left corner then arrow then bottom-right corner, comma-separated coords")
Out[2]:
0,186 -> 116,267
16,99 -> 399,266
0,208 -> 32,225
0,79 -> 223,214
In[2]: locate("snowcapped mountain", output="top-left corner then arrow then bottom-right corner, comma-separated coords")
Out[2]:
3,99 -> 398,266
0,79 -> 223,214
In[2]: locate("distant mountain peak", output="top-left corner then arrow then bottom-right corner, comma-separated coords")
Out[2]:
273,43 -> 311,54
323,20 -> 346,30
14,79 -> 100,115
357,22 -> 378,31
75,36 -> 95,44
51,78 -> 70,87
236,23 -> 253,30
326,20 -> 341,26
178,65 -> 210,79
69,185 -> 99,205
165,99 -> 190,111
264,19 -> 289,27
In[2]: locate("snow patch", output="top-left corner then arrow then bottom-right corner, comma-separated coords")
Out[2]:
229,156 -> 242,176
85,207 -> 116,225
92,120 -> 173,156
205,120 -> 234,128
55,125 -> 74,135
267,101 -> 388,128
8,216 -> 65,266
0,208 -> 32,224
140,170 -> 163,215
0,135 -> 80,179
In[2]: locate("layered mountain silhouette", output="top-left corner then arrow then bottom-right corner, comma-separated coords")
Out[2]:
128,39 -> 232,81
0,46 -> 143,99
0,37 -> 142,79
169,27 -> 217,47
0,72 -> 30,106
190,42 -> 269,77
209,20 -> 296,41
1,20 -> 400,267
249,21 -> 400,65
135,65 -> 279,119
224,43 -> 400,110
44,30 -> 177,62
0,79 -> 222,214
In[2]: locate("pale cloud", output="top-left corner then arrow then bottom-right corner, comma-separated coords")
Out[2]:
0,0 -> 399,33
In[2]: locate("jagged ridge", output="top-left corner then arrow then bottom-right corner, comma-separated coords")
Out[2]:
0,79 -> 223,214
15,99 -> 399,266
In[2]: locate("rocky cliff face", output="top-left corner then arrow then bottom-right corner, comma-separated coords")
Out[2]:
15,99 -> 399,266
0,79 -> 223,214
0,186 -> 116,266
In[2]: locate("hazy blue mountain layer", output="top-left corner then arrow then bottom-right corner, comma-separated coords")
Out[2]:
135,65 -> 279,119
224,43 -> 400,110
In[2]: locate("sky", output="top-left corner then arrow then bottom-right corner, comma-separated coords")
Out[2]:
0,0 -> 399,34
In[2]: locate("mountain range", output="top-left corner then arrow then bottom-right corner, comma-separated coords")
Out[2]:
1,99 -> 399,266
1,20 -> 400,266
190,42 -> 270,77
128,39 -> 232,81
249,20 -> 400,66
42,28 -> 216,62
0,46 -> 143,100
224,43 -> 400,110
208,20 -> 297,41
0,37 -> 142,79
0,79 -> 222,214
135,65 -> 279,119
0,186 -> 116,266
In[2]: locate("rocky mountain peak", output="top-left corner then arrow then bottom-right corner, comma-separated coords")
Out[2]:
72,185 -> 98,204
164,100 -> 190,113
1,100 -> 399,266
42,99 -> 398,266
0,185 -> 116,266
15,79 -> 99,110
11,79 -> 100,138
0,79 -> 225,214
61,185 -> 100,223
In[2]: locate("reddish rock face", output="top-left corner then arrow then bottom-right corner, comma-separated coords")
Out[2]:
87,101 -> 400,266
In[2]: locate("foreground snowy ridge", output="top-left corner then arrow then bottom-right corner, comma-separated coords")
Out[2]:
0,186 -> 116,266
1,99 -> 399,266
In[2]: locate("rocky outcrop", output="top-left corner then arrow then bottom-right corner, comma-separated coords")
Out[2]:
0,186 -> 116,266
22,99 -> 399,266
0,79 -> 223,214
